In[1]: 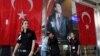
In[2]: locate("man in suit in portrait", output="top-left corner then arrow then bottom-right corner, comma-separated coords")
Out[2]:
47,2 -> 69,44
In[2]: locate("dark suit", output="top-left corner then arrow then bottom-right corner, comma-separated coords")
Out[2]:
47,14 -> 68,44
48,37 -> 60,56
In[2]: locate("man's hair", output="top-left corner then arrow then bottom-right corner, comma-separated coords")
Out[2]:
46,30 -> 55,36
54,2 -> 61,8
70,31 -> 75,34
55,0 -> 64,5
51,2 -> 62,16
21,19 -> 28,25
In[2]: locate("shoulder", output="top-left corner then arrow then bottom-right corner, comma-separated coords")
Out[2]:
49,14 -> 55,20
27,29 -> 36,37
75,38 -> 79,42
49,14 -> 55,18
27,29 -> 35,33
28,29 -> 37,39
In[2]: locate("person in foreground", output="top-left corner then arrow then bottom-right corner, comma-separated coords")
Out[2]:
12,19 -> 36,56
69,32 -> 80,56
48,31 -> 60,56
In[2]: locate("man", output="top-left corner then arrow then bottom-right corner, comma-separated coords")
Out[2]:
12,20 -> 36,56
47,2 -> 68,44
48,30 -> 60,56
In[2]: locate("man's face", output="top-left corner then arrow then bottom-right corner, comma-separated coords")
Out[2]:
22,21 -> 29,29
49,33 -> 54,38
55,3 -> 62,14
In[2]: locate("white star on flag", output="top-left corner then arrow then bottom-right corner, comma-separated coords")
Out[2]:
5,19 -> 9,25
18,11 -> 26,19
85,24 -> 89,30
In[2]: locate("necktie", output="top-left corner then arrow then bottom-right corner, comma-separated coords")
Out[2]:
58,16 -> 60,24
57,15 -> 60,30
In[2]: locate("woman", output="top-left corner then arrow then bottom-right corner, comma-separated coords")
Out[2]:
12,20 -> 36,56
69,32 -> 80,56
48,31 -> 60,56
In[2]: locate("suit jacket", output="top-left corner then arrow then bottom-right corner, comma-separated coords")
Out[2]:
47,14 -> 68,44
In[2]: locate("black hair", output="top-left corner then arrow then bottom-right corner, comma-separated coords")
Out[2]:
55,0 -> 64,5
46,30 -> 55,36
51,2 -> 62,16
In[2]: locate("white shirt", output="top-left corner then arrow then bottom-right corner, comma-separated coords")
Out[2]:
41,35 -> 48,51
56,13 -> 61,30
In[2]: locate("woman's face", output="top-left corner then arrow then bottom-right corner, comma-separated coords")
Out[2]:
22,21 -> 29,29
70,32 -> 75,38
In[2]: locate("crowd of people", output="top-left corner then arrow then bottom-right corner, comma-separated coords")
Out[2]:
12,19 -> 80,56
12,1 -> 80,56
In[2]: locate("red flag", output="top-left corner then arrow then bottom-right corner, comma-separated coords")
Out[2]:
76,3 -> 96,46
0,0 -> 42,46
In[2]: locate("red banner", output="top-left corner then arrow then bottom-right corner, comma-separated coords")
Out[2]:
76,3 -> 96,46
0,0 -> 42,46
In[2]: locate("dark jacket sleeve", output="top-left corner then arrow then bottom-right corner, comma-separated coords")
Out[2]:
31,31 -> 37,40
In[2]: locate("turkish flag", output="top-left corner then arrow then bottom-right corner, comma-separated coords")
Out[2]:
76,3 -> 96,46
0,0 -> 42,46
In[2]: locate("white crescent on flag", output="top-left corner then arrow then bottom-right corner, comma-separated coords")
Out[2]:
11,0 -> 15,10
28,0 -> 34,11
81,12 -> 91,29
11,0 -> 33,11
